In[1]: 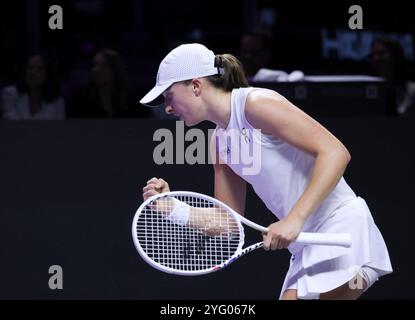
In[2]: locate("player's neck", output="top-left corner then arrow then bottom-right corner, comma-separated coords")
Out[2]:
205,90 -> 232,129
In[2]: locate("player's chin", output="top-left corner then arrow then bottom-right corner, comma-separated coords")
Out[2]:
183,118 -> 200,127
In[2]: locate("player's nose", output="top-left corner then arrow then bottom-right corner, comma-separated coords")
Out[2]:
165,105 -> 174,115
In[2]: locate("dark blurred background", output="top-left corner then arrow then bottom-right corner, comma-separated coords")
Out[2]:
1,0 -> 415,118
1,0 -> 415,300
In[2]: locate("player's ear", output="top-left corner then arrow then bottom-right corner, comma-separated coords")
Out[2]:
191,79 -> 202,97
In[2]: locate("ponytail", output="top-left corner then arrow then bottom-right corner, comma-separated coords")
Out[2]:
207,54 -> 249,91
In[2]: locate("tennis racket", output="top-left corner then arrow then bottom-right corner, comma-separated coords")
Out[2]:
132,191 -> 352,276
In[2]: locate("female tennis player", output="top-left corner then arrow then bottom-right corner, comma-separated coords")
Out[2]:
140,43 -> 392,300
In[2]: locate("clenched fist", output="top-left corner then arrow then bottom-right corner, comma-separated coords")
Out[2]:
142,177 -> 170,201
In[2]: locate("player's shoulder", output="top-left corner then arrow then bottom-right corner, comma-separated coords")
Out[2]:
245,88 -> 287,118
246,88 -> 284,104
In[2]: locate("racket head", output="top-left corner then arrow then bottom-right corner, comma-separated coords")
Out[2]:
132,191 -> 245,275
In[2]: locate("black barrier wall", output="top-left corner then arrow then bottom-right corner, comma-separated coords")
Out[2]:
0,118 -> 414,299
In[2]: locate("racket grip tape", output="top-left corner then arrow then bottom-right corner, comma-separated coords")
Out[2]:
296,232 -> 352,247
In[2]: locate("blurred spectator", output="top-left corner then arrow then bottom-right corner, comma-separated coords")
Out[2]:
67,48 -> 146,118
239,30 -> 273,81
1,53 -> 65,120
369,38 -> 415,115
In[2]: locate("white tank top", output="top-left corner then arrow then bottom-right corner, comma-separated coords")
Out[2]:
215,87 -> 357,231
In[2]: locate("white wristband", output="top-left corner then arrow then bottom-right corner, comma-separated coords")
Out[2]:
167,198 -> 190,226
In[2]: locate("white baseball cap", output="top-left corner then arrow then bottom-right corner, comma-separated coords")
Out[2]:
140,43 -> 220,106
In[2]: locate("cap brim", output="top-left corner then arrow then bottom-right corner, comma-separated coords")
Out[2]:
139,83 -> 172,107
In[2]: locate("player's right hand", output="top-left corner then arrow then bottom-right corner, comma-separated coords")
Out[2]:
142,177 -> 170,201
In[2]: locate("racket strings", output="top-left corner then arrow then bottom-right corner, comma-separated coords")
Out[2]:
135,195 -> 241,271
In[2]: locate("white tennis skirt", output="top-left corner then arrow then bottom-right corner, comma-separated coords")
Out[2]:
280,196 -> 393,299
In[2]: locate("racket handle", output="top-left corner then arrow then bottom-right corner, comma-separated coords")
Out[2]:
238,214 -> 352,248
296,232 -> 352,247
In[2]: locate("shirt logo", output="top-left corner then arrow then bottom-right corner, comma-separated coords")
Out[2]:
242,128 -> 251,143
221,147 -> 231,157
